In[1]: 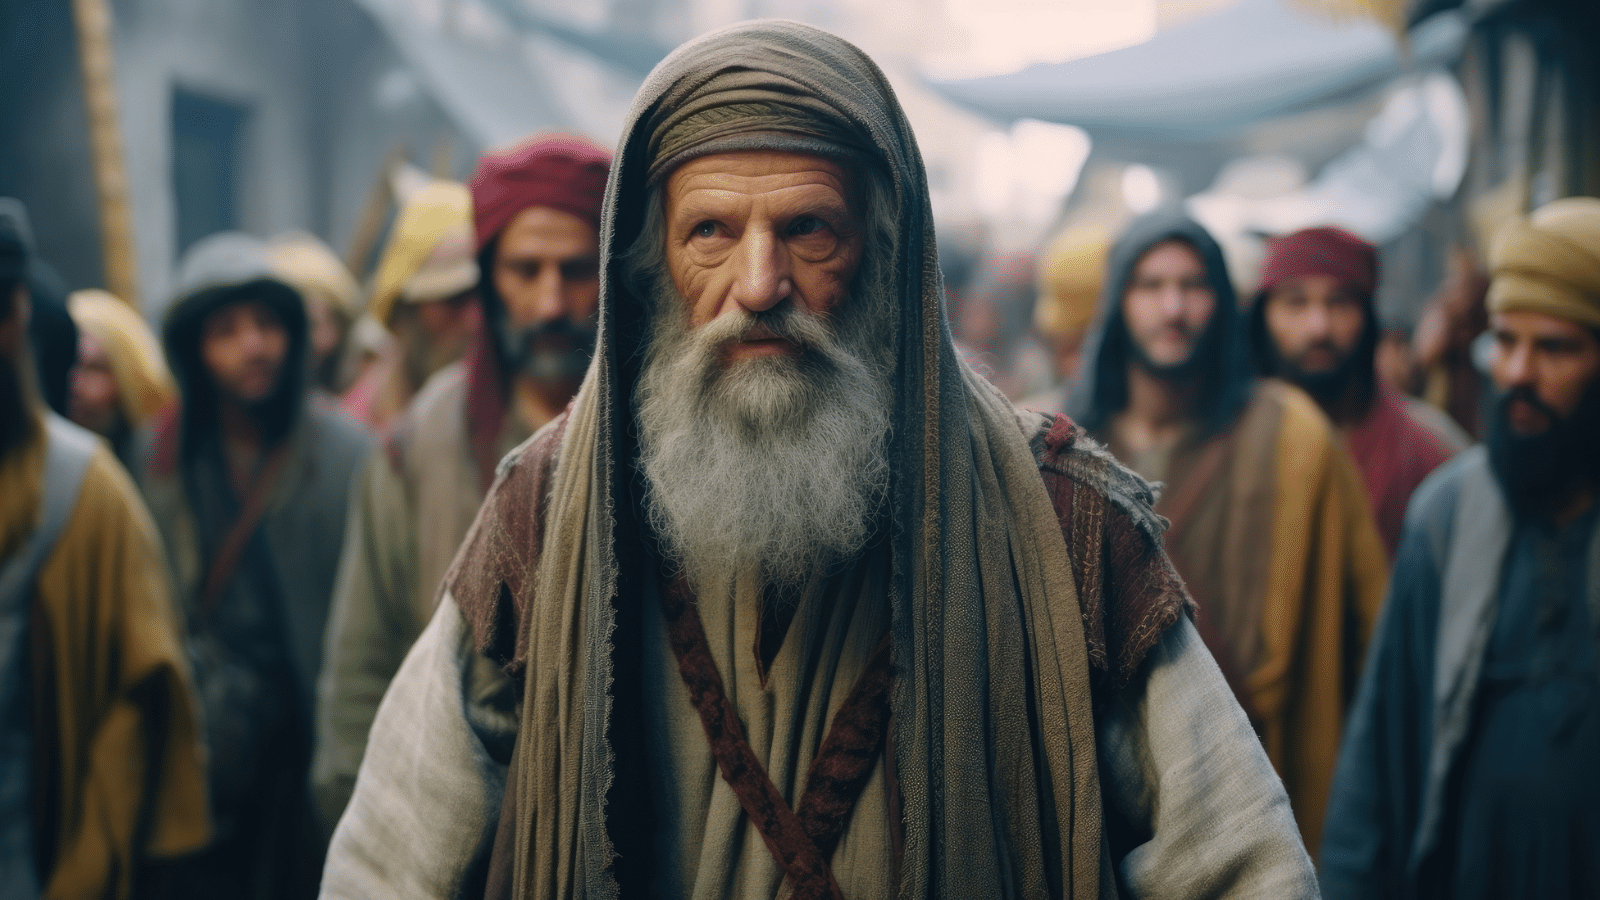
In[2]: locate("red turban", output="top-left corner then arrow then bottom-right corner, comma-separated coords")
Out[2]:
468,133 -> 612,252
1257,226 -> 1379,301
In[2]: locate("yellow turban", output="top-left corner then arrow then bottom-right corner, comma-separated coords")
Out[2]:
67,289 -> 175,427
268,232 -> 362,322
1488,196 -> 1600,330
1034,229 -> 1110,338
370,180 -> 479,327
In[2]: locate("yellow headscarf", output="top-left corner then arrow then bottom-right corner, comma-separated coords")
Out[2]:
268,232 -> 363,323
1488,196 -> 1600,330
369,180 -> 478,327
1034,229 -> 1110,338
67,289 -> 175,426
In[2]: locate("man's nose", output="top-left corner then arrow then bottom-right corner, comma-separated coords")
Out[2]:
1303,305 -> 1332,340
1501,342 -> 1535,386
1156,283 -> 1189,319
238,323 -> 268,355
531,265 -> 566,323
730,230 -> 791,314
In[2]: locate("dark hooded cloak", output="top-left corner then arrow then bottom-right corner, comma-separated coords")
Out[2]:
1065,210 -> 1254,440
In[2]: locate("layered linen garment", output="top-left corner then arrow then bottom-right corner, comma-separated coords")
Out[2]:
323,21 -> 1315,900
313,337 -> 530,828
1068,212 -> 1390,853
0,414 -> 209,899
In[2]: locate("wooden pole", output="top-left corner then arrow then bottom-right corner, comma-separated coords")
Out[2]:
345,145 -> 406,282
71,0 -> 140,308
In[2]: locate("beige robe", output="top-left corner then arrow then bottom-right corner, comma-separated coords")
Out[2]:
313,361 -> 528,829
643,553 -> 894,899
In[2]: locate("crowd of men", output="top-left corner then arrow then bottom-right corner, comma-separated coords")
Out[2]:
1,21 -> 1597,900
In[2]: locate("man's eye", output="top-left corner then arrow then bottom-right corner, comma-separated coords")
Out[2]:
692,221 -> 718,239
789,216 -> 827,237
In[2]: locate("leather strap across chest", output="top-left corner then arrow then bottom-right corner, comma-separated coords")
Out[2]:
659,575 -> 893,900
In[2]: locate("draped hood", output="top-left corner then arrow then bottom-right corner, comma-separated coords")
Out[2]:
450,20 -> 1123,899
1065,210 -> 1255,439
157,232 -> 308,467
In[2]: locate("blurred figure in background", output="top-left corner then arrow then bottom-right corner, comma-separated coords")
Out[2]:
338,181 -> 481,431
269,233 -> 365,398
312,136 -> 608,832
1413,246 -> 1491,439
1,197 -> 209,899
67,288 -> 176,467
1321,197 -> 1600,899
1020,228 -> 1108,413
1066,210 -> 1388,852
134,233 -> 371,899
951,251 -> 1052,400
1249,226 -> 1468,558
0,199 -> 78,416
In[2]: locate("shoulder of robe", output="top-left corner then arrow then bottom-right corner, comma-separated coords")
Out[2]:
303,401 -> 375,468
445,409 -> 570,676
63,446 -> 161,549
1258,378 -> 1340,458
381,362 -> 468,473
1401,445 -> 1481,564
38,446 -> 166,612
1029,411 -> 1196,688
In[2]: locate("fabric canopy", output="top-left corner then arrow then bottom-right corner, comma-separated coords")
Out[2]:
926,0 -> 1468,141
350,0 -> 643,148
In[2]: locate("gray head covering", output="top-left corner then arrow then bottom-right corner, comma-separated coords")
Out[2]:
162,232 -> 309,455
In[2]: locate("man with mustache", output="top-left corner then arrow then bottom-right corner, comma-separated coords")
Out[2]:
1321,197 -> 1600,899
0,198 -> 208,899
312,135 -> 610,834
134,232 -> 373,897
1249,226 -> 1468,557
322,24 -> 1315,899
1065,211 -> 1388,852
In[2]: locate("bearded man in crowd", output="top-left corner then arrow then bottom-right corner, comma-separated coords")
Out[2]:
335,183 -> 482,430
321,23 -> 1316,899
0,194 -> 208,899
66,288 -> 176,468
313,137 -> 609,833
1321,197 -> 1600,898
134,232 -> 372,898
1250,226 -> 1468,557
1065,211 -> 1389,852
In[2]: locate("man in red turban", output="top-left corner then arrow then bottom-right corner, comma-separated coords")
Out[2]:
312,134 -> 611,833
1250,225 -> 1468,557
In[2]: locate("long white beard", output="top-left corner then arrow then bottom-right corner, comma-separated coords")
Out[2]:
634,287 -> 893,593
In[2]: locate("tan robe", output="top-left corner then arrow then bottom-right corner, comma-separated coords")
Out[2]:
643,552 -> 895,899
1,425 -> 209,899
1108,379 -> 1389,853
313,360 -> 528,829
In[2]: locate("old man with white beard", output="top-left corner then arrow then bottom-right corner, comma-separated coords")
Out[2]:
321,21 -> 1315,900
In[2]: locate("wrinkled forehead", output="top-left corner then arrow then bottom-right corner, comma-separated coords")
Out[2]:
661,150 -> 858,210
